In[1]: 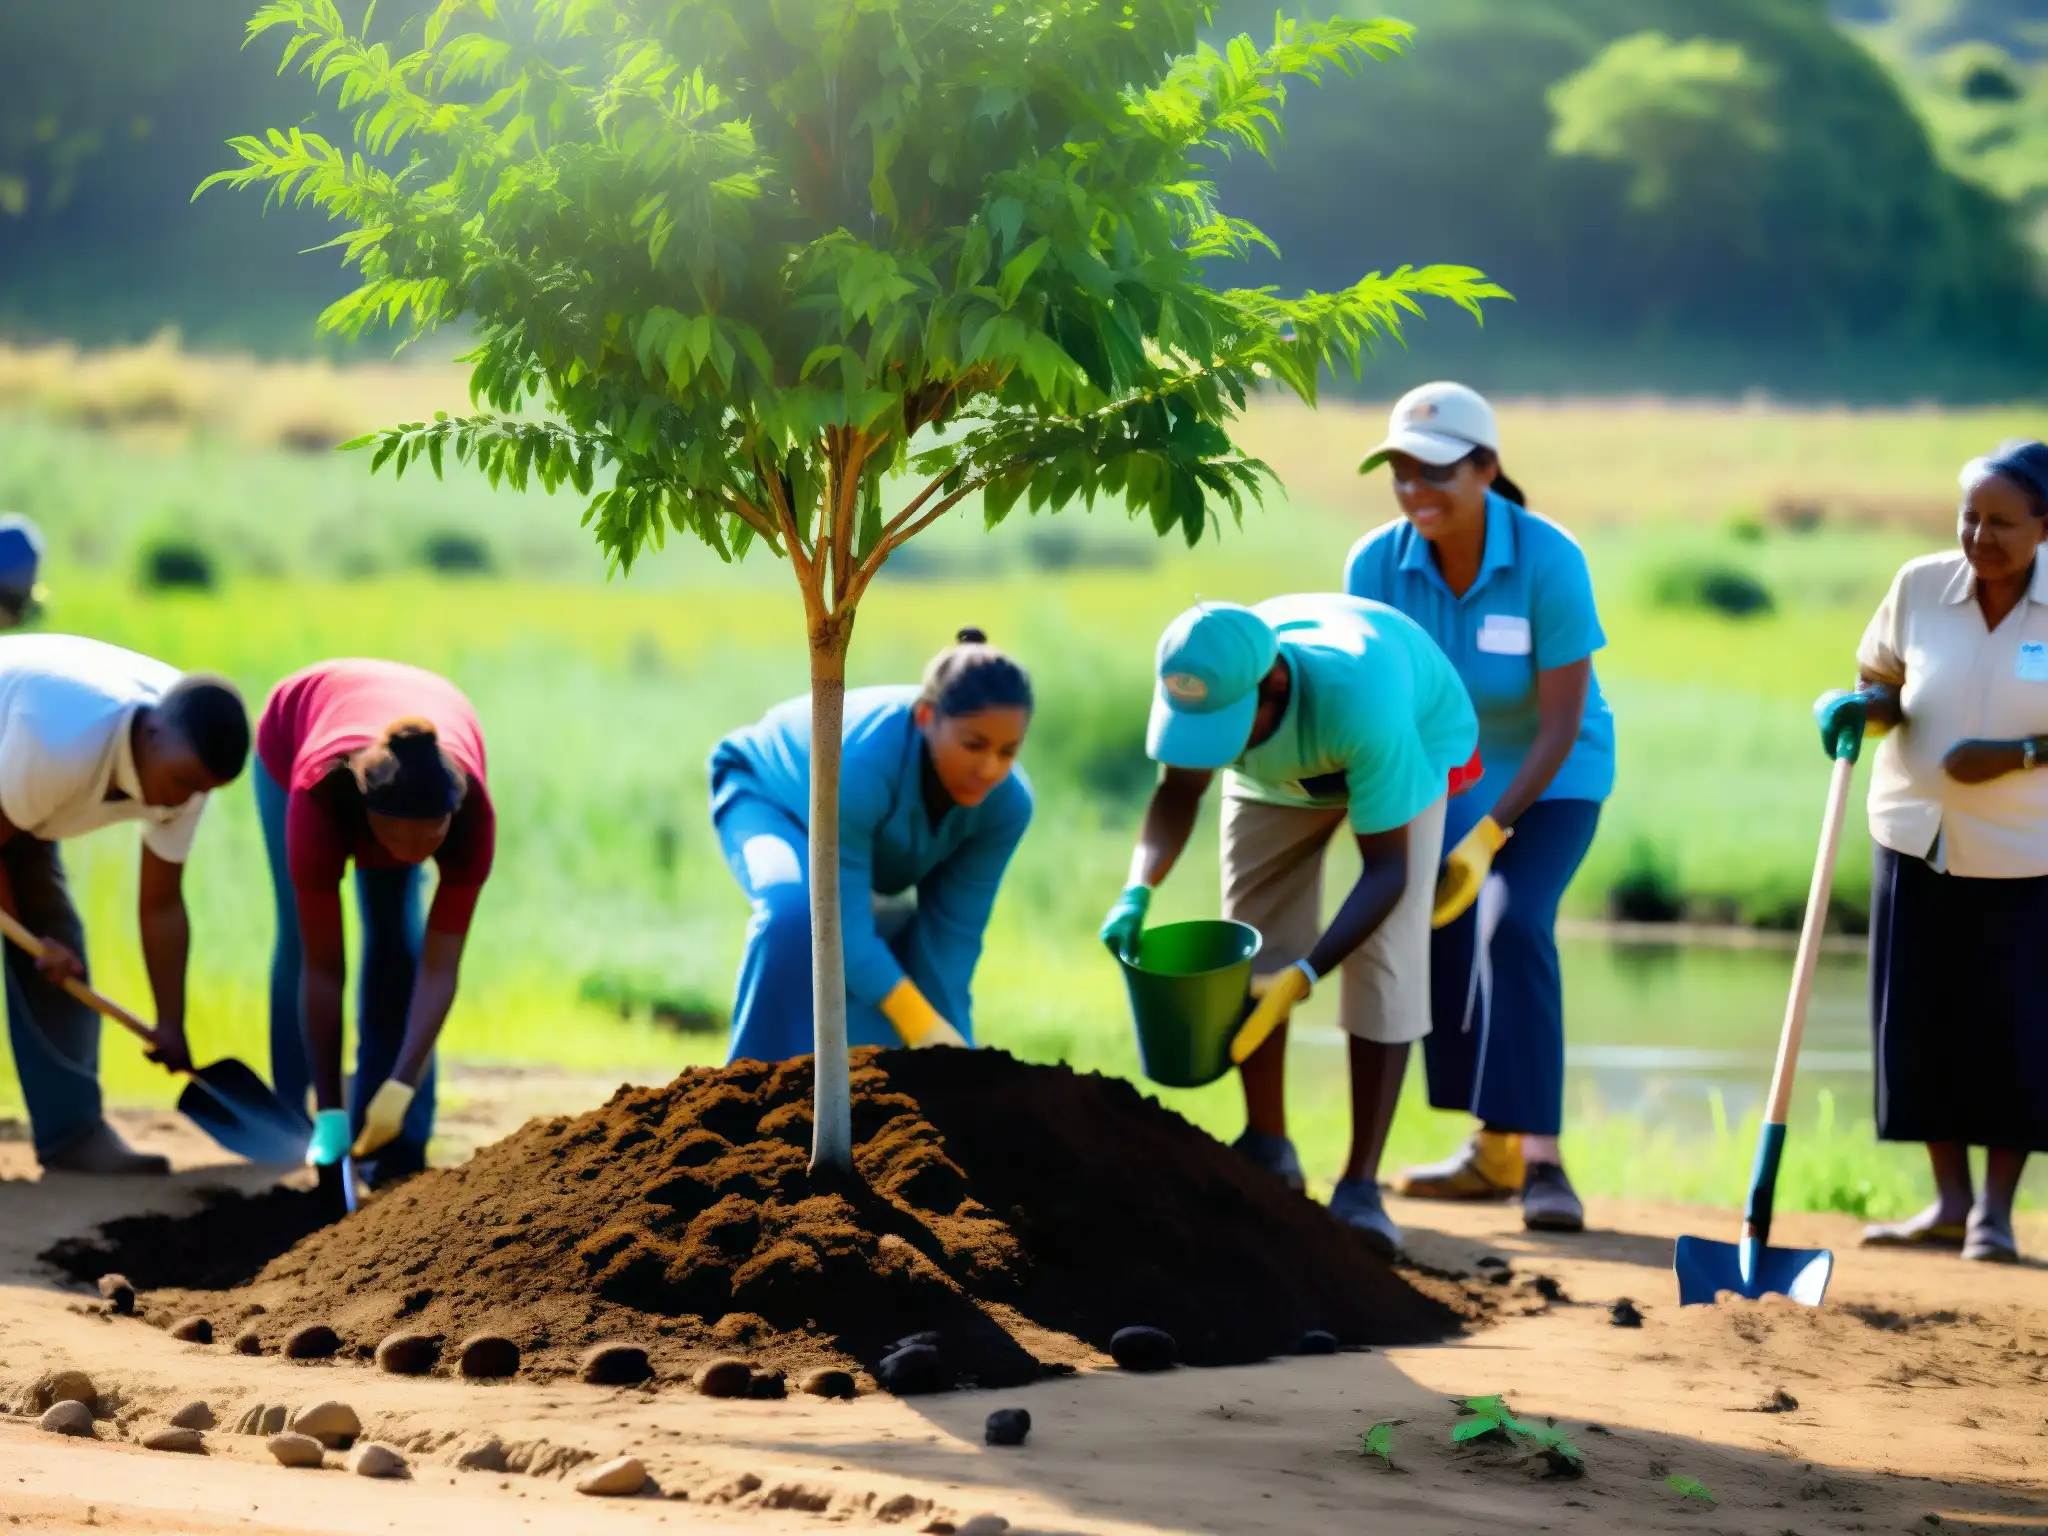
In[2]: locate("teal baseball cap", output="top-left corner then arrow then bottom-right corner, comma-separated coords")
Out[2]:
1147,602 -> 1279,769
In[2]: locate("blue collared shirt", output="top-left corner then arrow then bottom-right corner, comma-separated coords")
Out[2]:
1344,492 -> 1615,828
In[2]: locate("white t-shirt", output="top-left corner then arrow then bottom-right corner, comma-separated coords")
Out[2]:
0,636 -> 208,863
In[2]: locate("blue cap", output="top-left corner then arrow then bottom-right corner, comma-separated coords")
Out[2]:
1147,602 -> 1279,769
0,515 -> 43,605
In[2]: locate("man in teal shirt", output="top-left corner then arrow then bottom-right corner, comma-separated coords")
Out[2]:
1102,594 -> 1478,1255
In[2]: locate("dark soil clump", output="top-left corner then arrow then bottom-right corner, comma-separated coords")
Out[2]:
42,1049 -> 1471,1383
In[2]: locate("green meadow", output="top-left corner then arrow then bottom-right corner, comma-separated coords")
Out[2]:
2,383 -> 2039,1214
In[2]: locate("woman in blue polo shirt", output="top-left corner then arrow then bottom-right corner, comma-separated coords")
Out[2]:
1346,382 -> 1615,1234
708,629 -> 1034,1064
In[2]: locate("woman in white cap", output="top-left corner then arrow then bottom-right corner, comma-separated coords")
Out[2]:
1100,594 -> 1478,1256
1347,382 -> 1616,1234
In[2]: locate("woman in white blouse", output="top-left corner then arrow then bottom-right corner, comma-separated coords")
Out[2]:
1814,439 -> 2048,1263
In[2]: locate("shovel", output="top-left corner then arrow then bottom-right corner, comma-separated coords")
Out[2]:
0,908 -> 311,1165
1674,747 -> 1854,1307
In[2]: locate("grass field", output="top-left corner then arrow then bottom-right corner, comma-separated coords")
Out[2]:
2,344 -> 2041,1214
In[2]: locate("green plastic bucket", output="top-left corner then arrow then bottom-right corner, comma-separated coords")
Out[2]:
1118,919 -> 1262,1089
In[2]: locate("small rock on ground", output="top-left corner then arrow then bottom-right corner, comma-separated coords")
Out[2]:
575,1455 -> 648,1497
347,1442 -> 408,1479
284,1324 -> 341,1361
169,1401 -> 214,1431
799,1368 -> 856,1400
25,1370 -> 95,1414
267,1433 -> 324,1469
1108,1326 -> 1176,1373
579,1343 -> 652,1387
169,1316 -> 213,1345
375,1332 -> 441,1376
1609,1299 -> 1645,1329
693,1359 -> 753,1399
958,1517 -> 1011,1536
747,1370 -> 787,1400
984,1408 -> 1030,1447
876,1345 -> 951,1396
143,1427 -> 205,1454
1758,1388 -> 1799,1413
1296,1329 -> 1340,1356
96,1275 -> 135,1315
288,1400 -> 362,1448
38,1401 -> 93,1437
234,1330 -> 264,1356
456,1334 -> 521,1380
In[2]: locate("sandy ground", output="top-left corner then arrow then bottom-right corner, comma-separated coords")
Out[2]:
0,1090 -> 2044,1536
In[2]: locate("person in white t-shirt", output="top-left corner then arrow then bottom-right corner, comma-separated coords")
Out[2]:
0,636 -> 249,1174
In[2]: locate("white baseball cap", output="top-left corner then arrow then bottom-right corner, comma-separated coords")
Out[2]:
1358,382 -> 1499,473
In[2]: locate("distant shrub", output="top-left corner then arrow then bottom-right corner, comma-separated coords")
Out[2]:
1651,561 -> 1775,618
1607,839 -> 1683,923
578,971 -> 724,1035
1724,515 -> 1765,544
419,530 -> 495,576
1022,526 -> 1158,572
138,536 -> 219,592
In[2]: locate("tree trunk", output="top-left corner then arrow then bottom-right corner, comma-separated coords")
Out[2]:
807,625 -> 854,1177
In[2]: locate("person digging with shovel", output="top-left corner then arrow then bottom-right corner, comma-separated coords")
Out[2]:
0,636 -> 249,1174
1102,595 -> 1477,1257
256,660 -> 495,1189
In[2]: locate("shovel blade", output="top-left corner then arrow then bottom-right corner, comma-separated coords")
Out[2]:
1675,1234 -> 1833,1307
176,1059 -> 312,1165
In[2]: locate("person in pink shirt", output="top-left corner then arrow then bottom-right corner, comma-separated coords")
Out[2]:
255,659 -> 494,1184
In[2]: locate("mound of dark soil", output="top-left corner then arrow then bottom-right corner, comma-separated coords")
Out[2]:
45,1049 -> 1472,1385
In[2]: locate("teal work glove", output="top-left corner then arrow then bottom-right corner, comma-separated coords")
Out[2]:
305,1108 -> 352,1168
1099,884 -> 1153,963
1813,689 -> 1873,764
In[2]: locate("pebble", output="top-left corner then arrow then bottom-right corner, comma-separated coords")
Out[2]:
957,1518 -> 1010,1536
575,1455 -> 648,1497
1475,1256 -> 1508,1270
143,1426 -> 206,1454
693,1358 -> 753,1399
96,1274 -> 135,1316
984,1408 -> 1030,1447
746,1370 -> 788,1401
375,1332 -> 441,1376
579,1342 -> 652,1387
1609,1298 -> 1645,1329
29,1370 -> 95,1413
799,1368 -> 856,1400
288,1400 -> 362,1448
1527,1275 -> 1568,1304
38,1401 -> 93,1437
1759,1388 -> 1800,1414
1296,1329 -> 1340,1356
267,1432 -> 325,1468
876,1344 -> 952,1396
1108,1326 -> 1177,1373
169,1316 -> 213,1345
234,1330 -> 265,1356
169,1402 -> 214,1431
456,1333 -> 521,1380
347,1442 -> 408,1479
284,1323 -> 341,1361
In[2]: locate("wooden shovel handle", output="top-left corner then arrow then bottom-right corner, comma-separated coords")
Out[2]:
0,906 -> 156,1046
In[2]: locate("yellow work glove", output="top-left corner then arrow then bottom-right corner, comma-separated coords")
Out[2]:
1433,816 -> 1510,929
351,1079 -> 416,1158
879,979 -> 969,1049
1230,961 -> 1315,1065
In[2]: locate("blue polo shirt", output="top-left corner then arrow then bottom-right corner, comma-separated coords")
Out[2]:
1344,492 -> 1615,831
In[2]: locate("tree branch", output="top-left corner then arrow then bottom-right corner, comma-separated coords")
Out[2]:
729,493 -> 783,552
847,473 -> 993,606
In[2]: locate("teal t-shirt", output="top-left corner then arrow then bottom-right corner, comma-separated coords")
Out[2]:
1225,594 -> 1479,834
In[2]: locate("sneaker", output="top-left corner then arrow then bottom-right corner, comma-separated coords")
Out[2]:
1232,1128 -> 1305,1192
1391,1129 -> 1523,1201
1963,1204 -> 2019,1264
1330,1179 -> 1404,1259
1521,1162 -> 1584,1233
39,1119 -> 170,1176
1860,1203 -> 1967,1250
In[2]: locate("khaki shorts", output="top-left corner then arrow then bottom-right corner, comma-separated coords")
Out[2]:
1220,794 -> 1446,1045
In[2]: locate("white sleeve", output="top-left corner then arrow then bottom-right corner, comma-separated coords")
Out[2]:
0,729 -> 83,838
142,793 -> 207,865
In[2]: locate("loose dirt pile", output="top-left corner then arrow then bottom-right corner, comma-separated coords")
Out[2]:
47,1049 -> 1473,1386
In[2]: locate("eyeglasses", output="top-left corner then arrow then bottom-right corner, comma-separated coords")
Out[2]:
1391,456 -> 1471,487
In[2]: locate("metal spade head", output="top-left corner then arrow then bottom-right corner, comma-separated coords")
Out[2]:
175,1060 -> 312,1165
1675,1234 -> 1833,1307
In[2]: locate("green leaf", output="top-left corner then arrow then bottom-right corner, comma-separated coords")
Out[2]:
1666,1475 -> 1714,1503
1361,1421 -> 1399,1469
997,237 -> 1051,308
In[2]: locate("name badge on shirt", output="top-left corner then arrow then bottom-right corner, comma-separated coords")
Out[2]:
1476,614 -> 1533,656
2019,641 -> 2048,682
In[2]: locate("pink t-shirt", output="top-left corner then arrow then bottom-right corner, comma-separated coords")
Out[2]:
257,660 -> 494,937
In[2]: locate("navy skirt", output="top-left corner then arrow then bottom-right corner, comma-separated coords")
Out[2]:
1869,843 -> 2048,1152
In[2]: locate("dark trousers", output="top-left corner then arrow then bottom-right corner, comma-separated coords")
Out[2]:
255,761 -> 436,1155
2,837 -> 102,1158
1423,799 -> 1602,1137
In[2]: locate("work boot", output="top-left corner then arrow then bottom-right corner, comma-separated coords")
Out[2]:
1521,1162 -> 1584,1233
1963,1204 -> 2019,1264
1391,1129 -> 1523,1201
1330,1179 -> 1403,1260
1860,1203 -> 1967,1250
39,1119 -> 170,1176
1232,1128 -> 1305,1192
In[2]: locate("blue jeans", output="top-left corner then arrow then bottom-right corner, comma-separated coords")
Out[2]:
3,837 -> 103,1159
255,761 -> 437,1155
1424,798 -> 1602,1137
